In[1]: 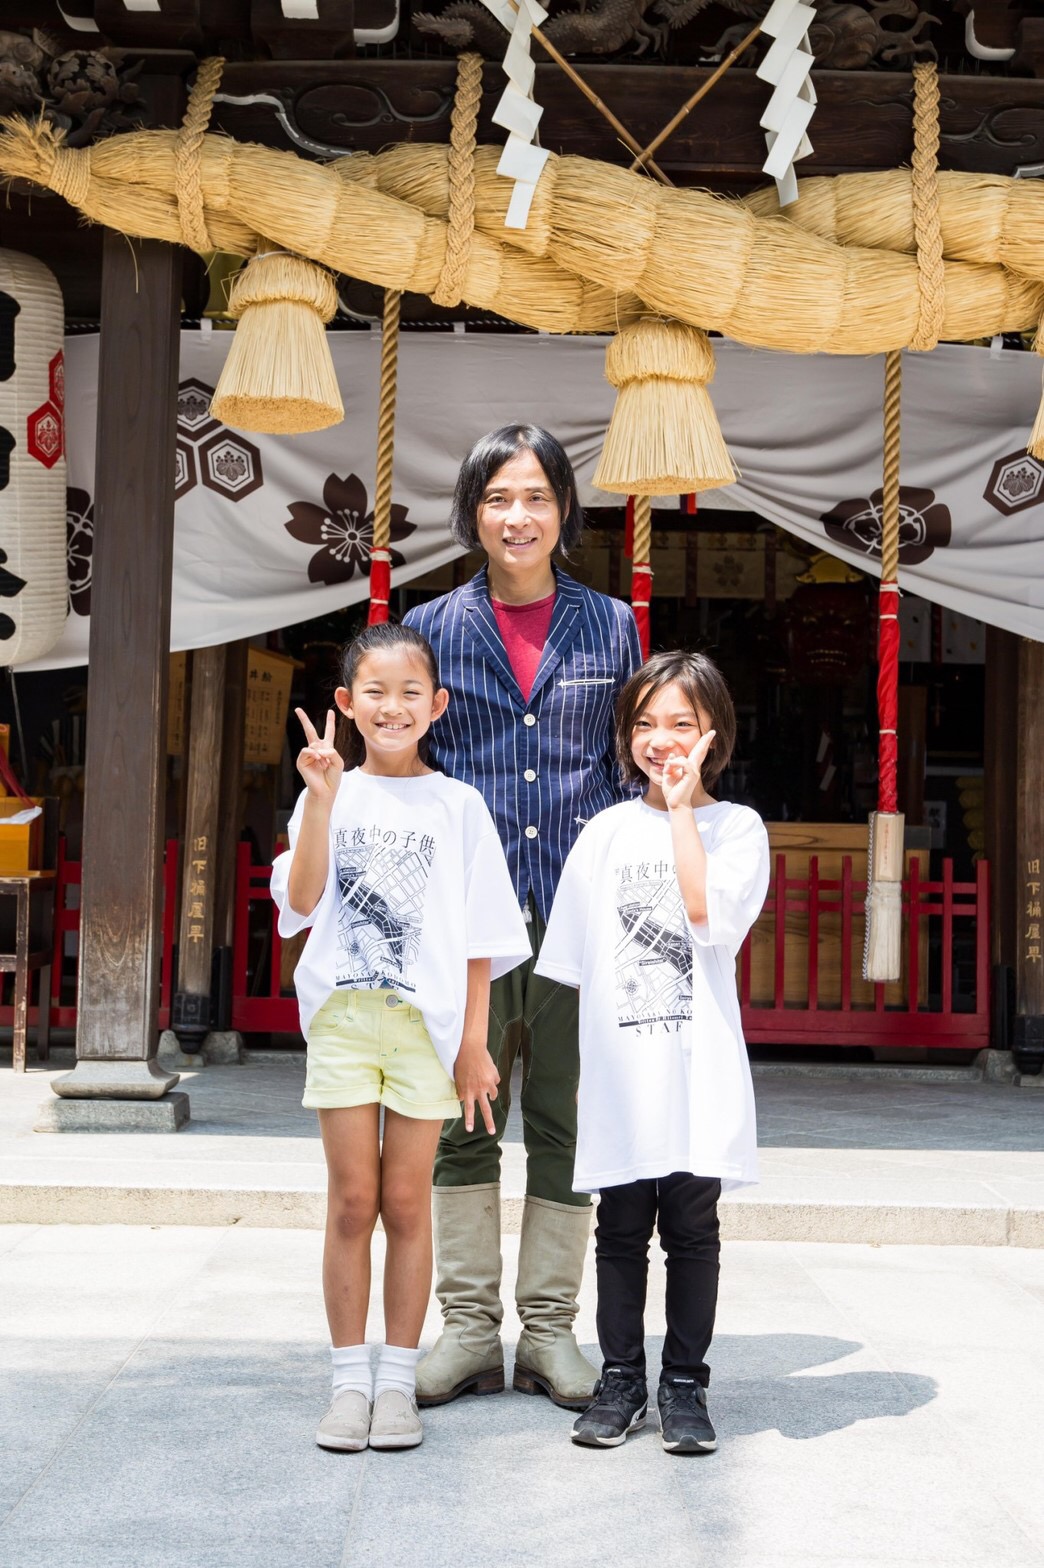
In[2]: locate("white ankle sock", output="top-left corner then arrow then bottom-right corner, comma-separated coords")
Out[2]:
330,1344 -> 373,1401
374,1345 -> 424,1401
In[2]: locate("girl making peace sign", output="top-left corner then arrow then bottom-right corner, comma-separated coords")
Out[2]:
537,650 -> 769,1455
271,623 -> 529,1454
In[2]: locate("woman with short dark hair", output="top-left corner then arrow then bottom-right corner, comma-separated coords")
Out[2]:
403,424 -> 642,1411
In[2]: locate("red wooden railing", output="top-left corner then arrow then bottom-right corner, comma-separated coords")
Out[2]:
231,841 -> 299,1033
0,839 -> 179,1033
4,842 -> 991,1053
230,848 -> 991,1051
739,854 -> 990,1049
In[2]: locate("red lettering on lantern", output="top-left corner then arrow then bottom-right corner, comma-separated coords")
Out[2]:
27,401 -> 64,468
49,350 -> 65,411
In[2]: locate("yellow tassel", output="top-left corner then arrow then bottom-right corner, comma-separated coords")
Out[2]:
210,248 -> 344,434
593,317 -> 736,497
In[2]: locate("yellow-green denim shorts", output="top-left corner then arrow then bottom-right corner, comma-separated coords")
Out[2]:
303,988 -> 460,1119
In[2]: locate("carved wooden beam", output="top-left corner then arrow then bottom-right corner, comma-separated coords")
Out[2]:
211,60 -> 1044,177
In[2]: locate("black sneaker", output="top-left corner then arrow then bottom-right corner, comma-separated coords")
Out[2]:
570,1368 -> 648,1448
657,1377 -> 717,1454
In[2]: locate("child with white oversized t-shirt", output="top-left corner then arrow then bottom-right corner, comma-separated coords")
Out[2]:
270,623 -> 529,1457
536,650 -> 769,1456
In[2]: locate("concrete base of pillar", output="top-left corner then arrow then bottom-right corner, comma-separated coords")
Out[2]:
204,1031 -> 245,1065
156,1030 -> 245,1068
157,1030 -> 206,1070
35,1092 -> 190,1133
50,1059 -> 180,1100
977,1048 -> 1017,1084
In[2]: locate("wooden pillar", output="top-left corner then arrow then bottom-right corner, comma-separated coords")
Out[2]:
53,223 -> 183,1100
1014,635 -> 1044,1071
984,624 -> 1018,973
171,643 -> 226,1048
214,640 -> 249,955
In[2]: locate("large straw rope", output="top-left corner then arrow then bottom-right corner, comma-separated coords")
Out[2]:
368,286 -> 401,626
5,117 -> 1042,351
431,53 -> 482,310
175,57 -> 224,255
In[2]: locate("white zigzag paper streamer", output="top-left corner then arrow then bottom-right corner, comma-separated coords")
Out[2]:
757,0 -> 817,207
478,0 -> 550,229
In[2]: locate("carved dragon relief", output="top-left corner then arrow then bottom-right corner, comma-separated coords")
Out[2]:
412,0 -> 937,66
0,29 -> 145,145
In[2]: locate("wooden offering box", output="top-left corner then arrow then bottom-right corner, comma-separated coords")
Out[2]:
0,798 -> 44,875
748,823 -> 930,1009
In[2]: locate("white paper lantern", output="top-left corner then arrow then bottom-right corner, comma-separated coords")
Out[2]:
0,249 -> 68,666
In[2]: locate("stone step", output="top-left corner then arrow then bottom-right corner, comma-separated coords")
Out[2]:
2,1179 -> 1041,1246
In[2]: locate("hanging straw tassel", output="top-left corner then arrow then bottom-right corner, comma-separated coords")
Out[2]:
210,246 -> 343,434
593,317 -> 736,497
863,348 -> 905,983
368,288 -> 401,625
629,494 -> 653,658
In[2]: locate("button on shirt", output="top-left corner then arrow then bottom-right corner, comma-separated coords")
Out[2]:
403,568 -> 642,917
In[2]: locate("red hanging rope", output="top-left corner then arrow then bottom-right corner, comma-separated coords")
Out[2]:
876,580 -> 900,815
367,548 -> 392,626
630,495 -> 653,659
632,564 -> 652,658
876,349 -> 902,817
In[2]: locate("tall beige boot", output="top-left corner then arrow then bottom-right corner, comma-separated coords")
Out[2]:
416,1183 -> 505,1407
512,1195 -> 599,1410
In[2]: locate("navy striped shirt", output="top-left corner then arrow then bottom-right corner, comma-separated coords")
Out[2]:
404,567 -> 642,917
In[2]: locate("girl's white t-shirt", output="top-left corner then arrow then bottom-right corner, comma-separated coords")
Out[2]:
535,797 -> 770,1193
270,769 -> 531,1078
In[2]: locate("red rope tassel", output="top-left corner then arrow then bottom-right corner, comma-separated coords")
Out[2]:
367,549 -> 392,626
624,496 -> 635,560
876,580 -> 900,815
685,492 -> 698,514
631,562 -> 653,659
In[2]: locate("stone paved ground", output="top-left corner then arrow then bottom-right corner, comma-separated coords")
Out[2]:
3,1060 -> 1043,1240
2,1224 -> 1044,1568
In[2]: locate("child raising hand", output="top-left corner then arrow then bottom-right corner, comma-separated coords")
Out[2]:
536,650 -> 769,1456
271,624 -> 529,1454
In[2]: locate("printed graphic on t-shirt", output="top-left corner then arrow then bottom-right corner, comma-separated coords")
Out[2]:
614,861 -> 693,1031
333,826 -> 436,993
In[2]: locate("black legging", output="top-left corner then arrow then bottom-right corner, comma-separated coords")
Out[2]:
594,1172 -> 721,1387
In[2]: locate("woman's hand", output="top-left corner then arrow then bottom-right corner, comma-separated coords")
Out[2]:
663,729 -> 716,811
453,1039 -> 501,1135
295,708 -> 344,801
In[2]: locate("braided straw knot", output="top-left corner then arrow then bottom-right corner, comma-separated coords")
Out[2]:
48,143 -> 91,209
432,52 -> 482,309
908,60 -> 944,354
175,56 -> 225,254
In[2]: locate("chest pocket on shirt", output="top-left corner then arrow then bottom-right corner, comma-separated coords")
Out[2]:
559,654 -> 615,689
